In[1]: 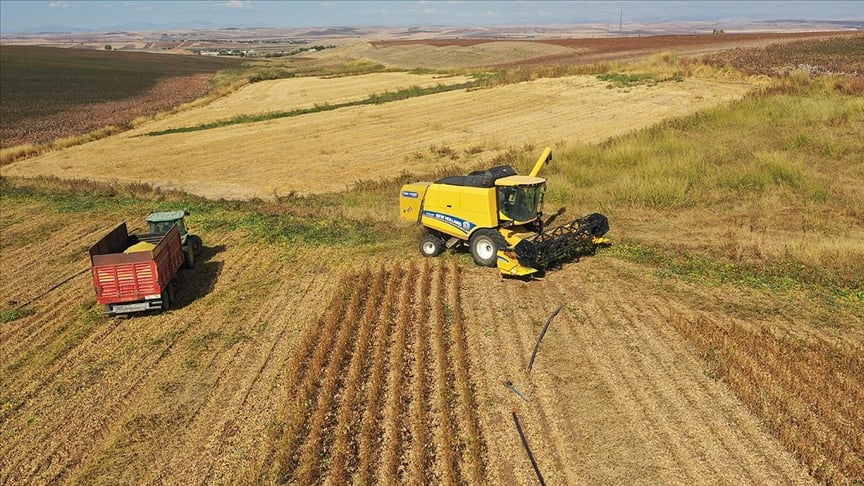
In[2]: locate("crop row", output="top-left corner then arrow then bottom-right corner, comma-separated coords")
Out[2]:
671,314 -> 864,483
259,261 -> 485,484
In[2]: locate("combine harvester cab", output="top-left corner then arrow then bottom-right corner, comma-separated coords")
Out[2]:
399,147 -> 609,277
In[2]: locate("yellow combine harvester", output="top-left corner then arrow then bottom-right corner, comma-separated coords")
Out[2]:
400,147 -> 609,276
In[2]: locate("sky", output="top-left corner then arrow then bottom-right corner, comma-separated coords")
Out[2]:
1,1 -> 862,34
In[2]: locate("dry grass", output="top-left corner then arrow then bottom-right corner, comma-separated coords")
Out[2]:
547,75 -> 864,291
313,40 -> 576,70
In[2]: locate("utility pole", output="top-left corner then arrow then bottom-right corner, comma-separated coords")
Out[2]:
619,8 -> 623,34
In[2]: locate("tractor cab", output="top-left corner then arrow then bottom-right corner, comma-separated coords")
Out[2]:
146,210 -> 203,268
146,211 -> 190,243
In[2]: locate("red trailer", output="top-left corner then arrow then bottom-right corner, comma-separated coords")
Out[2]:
89,222 -> 185,315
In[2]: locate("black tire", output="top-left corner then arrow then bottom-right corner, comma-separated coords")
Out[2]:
160,283 -> 172,311
585,213 -> 609,238
469,229 -> 505,267
183,244 -> 195,269
189,235 -> 203,254
419,233 -> 445,257
168,281 -> 177,307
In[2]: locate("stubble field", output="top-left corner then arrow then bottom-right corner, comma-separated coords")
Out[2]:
0,196 -> 826,484
1,33 -> 862,485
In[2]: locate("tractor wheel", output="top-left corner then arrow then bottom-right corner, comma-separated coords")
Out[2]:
189,235 -> 203,254
469,229 -> 504,267
419,233 -> 445,257
183,244 -> 195,269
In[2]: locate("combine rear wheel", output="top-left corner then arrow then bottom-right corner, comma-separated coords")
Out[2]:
419,233 -> 445,257
469,229 -> 505,267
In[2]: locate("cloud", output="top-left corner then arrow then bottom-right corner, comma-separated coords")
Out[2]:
48,1 -> 70,8
319,1 -> 336,7
224,0 -> 251,8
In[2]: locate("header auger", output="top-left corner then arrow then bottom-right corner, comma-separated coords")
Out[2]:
399,147 -> 609,277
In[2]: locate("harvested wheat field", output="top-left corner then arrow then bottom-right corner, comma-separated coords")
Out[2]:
1,73 -> 755,199
0,195 -> 824,484
138,72 -> 475,133
361,32 -> 855,69
0,198 -> 343,484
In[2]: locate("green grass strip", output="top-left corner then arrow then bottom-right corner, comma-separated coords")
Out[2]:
143,81 -> 478,136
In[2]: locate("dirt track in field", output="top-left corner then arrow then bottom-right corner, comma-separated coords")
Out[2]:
0,195 -> 817,483
1,73 -> 755,199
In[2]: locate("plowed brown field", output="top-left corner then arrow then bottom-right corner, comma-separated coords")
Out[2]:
0,196 -> 819,483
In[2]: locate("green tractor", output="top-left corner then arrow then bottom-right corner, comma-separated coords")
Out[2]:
145,210 -> 203,268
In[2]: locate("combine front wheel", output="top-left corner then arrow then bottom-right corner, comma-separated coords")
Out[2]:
419,233 -> 445,257
469,229 -> 504,267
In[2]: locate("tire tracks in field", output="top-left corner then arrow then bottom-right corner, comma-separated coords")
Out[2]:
460,268 -> 539,485
614,297 -> 762,483
196,259 -> 334,484
3,228 -> 243,483
1,308 -> 195,483
71,236 -> 288,484
642,302 -> 800,482
0,218 -> 116,359
566,272 -> 812,484
663,303 -> 864,482
0,267 -> 92,360
592,296 -> 725,482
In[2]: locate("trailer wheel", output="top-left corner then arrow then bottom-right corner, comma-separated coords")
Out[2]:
168,281 -> 177,307
469,229 -> 504,267
419,233 -> 445,257
161,285 -> 172,312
